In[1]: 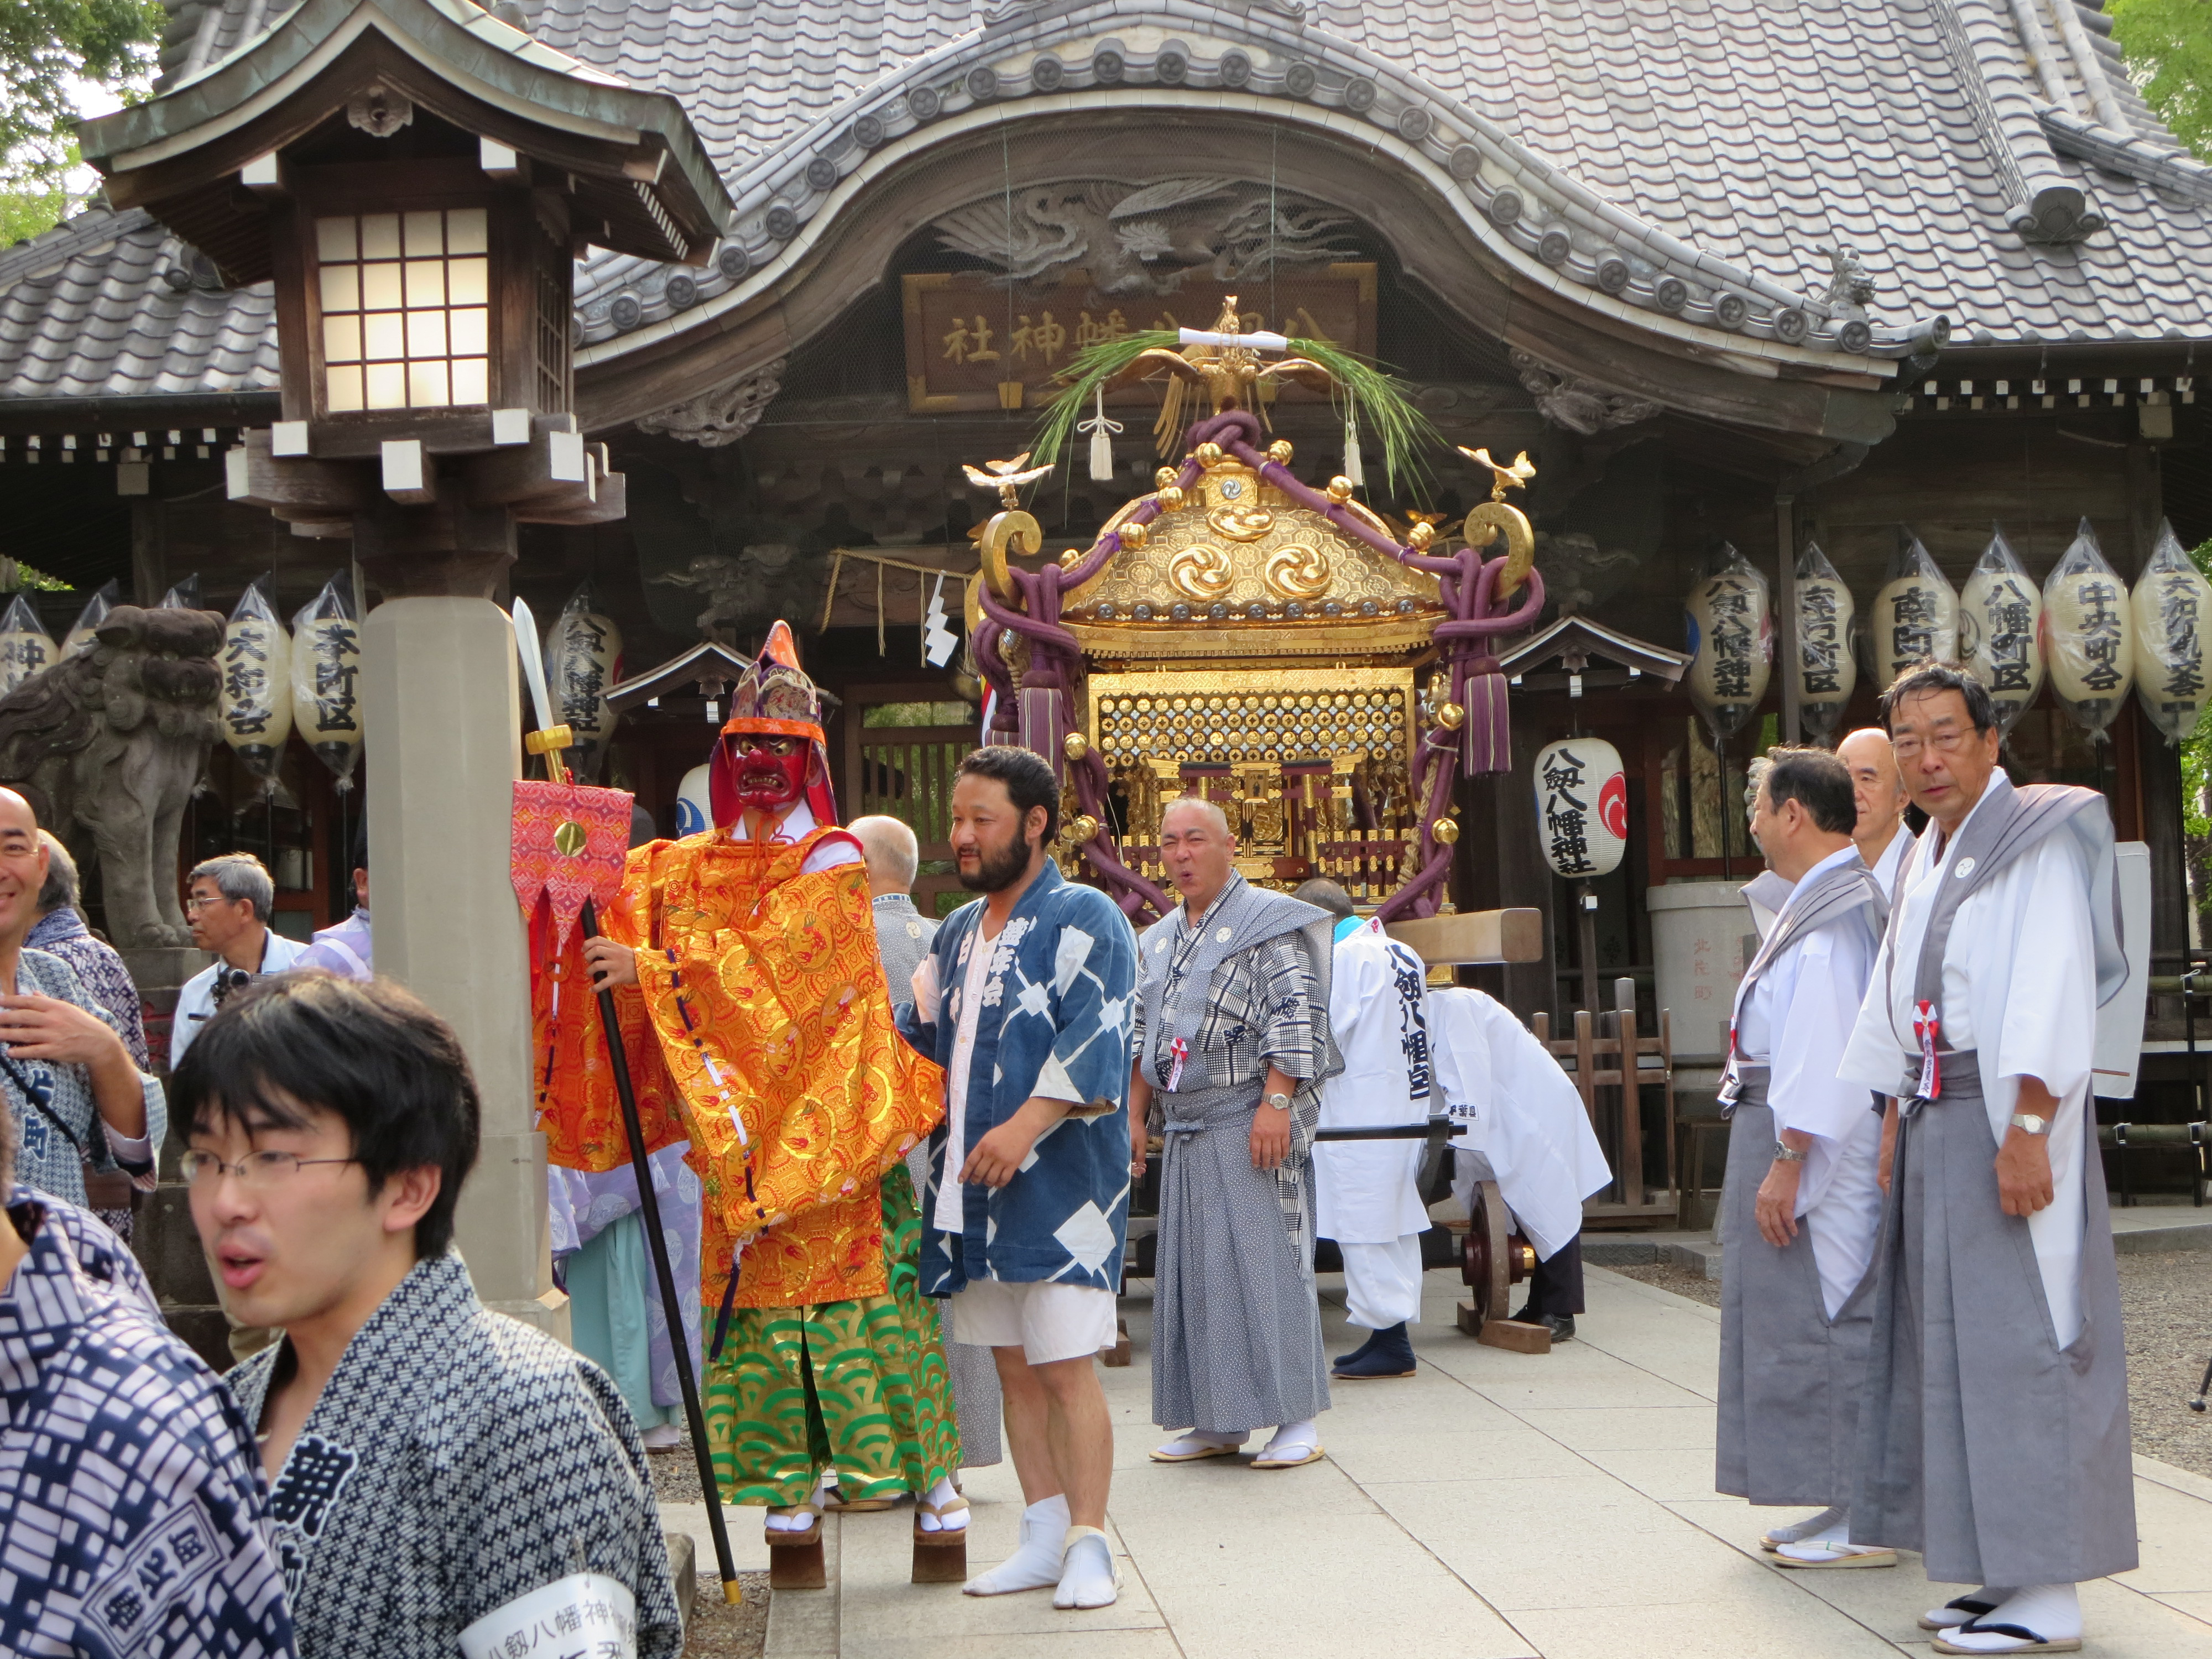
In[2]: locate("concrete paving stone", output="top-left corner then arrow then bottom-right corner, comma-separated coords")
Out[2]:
1510,1590 -> 1914,1658
1511,1405 -> 1719,1452
823,1632 -> 1186,1659
655,1499 -> 775,1574
2152,1591 -> 2212,1623
1328,1427 -> 1598,1485
1464,1363 -> 1714,1413
1576,1444 -> 1724,1503
2112,1475 -> 2212,1594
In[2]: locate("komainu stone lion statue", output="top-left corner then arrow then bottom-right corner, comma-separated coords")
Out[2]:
0,605 -> 223,947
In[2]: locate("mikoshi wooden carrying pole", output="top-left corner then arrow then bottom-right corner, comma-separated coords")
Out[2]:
512,601 -> 742,1606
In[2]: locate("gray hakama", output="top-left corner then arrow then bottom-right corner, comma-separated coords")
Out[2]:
1715,1078 -> 1875,1506
1150,1079 -> 1332,1434
1852,1060 -> 2136,1584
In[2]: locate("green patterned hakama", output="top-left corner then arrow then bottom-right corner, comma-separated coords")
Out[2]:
703,1164 -> 961,1506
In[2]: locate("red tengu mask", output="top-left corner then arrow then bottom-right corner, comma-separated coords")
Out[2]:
732,743 -> 810,810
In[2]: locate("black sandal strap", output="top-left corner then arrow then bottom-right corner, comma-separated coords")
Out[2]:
1955,1622 -> 2050,1644
1947,1599 -> 2000,1616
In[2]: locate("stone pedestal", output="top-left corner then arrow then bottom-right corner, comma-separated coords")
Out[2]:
364,596 -> 567,1339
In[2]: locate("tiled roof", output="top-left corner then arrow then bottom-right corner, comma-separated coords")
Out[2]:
0,207 -> 276,401
9,0 -> 2210,408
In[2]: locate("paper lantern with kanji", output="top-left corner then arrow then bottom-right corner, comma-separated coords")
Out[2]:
1871,530 -> 1957,691
1958,526 -> 2043,735
2132,519 -> 2212,742
291,572 -> 364,789
2042,518 -> 2135,737
1533,737 -> 1627,879
1682,546 -> 1771,738
220,577 -> 293,780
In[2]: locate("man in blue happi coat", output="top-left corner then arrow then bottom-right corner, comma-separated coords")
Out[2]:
902,746 -> 1138,1611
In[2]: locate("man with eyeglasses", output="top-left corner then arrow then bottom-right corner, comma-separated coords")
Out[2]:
1837,661 -> 2135,1655
0,790 -> 165,1212
1,1014 -> 296,1657
173,853 -> 307,1067
180,973 -> 682,1658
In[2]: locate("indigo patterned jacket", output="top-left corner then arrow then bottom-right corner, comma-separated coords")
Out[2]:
901,864 -> 1138,1295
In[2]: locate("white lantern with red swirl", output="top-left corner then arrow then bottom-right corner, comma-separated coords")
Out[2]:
1533,737 -> 1627,879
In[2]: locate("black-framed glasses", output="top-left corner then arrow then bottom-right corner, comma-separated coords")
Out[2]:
180,1149 -> 358,1188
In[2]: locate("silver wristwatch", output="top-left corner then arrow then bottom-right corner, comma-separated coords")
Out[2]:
1264,1091 -> 1292,1112
1772,1142 -> 1807,1164
2008,1113 -> 2051,1136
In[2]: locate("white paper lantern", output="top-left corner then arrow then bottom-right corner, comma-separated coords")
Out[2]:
2131,519 -> 2211,742
221,577 -> 293,780
1534,737 -> 1627,879
1958,526 -> 2044,735
1871,531 -> 1957,691
1683,545 -> 1771,738
547,580 -> 623,784
1791,541 -> 1855,739
2041,518 -> 2134,737
0,594 -> 57,695
291,572 -> 364,790
675,762 -> 712,838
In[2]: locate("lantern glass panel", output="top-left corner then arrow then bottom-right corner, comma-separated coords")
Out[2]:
313,207 -> 494,411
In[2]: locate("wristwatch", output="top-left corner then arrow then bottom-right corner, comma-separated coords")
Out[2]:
2008,1113 -> 2051,1136
1772,1143 -> 1807,1164
1264,1092 -> 1292,1113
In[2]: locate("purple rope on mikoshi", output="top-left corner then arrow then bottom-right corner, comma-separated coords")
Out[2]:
974,407 -> 1542,923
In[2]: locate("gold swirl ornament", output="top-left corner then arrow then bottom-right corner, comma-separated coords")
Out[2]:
1462,499 -> 1536,601
1169,544 -> 1235,602
979,508 -> 1043,603
1264,542 -> 1332,601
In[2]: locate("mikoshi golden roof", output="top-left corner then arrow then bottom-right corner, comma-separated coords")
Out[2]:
1058,453 -> 1445,662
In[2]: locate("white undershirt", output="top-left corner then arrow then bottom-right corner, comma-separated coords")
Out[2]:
932,924 -> 1000,1237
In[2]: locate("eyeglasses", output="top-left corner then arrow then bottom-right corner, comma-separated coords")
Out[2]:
180,1149 -> 358,1187
184,896 -> 242,911
1889,728 -> 1974,762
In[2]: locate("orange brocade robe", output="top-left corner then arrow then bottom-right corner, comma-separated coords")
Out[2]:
563,825 -> 947,1312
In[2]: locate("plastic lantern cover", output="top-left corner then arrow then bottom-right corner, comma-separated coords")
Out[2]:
221,577 -> 294,779
159,573 -> 202,611
2131,519 -> 2212,742
1683,544 -> 1772,738
1871,530 -> 1957,692
1791,541 -> 1856,740
62,580 -> 118,656
1958,526 -> 2044,735
2040,518 -> 2134,738
291,573 -> 364,789
547,580 -> 623,784
1533,737 -> 1627,878
0,594 -> 57,695
675,762 -> 712,838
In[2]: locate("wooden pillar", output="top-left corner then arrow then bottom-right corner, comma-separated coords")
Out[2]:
1775,494 -> 1801,743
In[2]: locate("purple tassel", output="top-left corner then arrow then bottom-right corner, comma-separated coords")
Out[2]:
1463,661 -> 1511,775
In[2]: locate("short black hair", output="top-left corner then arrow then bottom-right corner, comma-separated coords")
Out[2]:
171,973 -> 480,1260
1881,659 -> 1999,737
1761,747 -> 1857,836
954,744 -> 1060,843
1292,877 -> 1357,920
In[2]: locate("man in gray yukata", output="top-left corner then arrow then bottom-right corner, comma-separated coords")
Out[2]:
1838,662 -> 2133,1656
853,813 -> 1005,1477
1130,797 -> 1339,1472
1717,748 -> 1891,1570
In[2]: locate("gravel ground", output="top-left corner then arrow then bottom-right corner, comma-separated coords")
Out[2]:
649,1446 -> 709,1505
681,1572 -> 770,1659
1606,1250 -> 2212,1479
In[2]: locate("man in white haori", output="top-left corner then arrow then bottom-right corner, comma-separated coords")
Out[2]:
1715,748 -> 1891,1571
1838,664 -> 2133,1656
1428,987 -> 1610,1340
1292,879 -> 1434,1380
1839,727 -> 1917,900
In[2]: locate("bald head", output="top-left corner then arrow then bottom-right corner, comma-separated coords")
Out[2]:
1160,796 -> 1230,838
1837,727 -> 1908,864
0,787 -> 47,952
1160,795 -> 1236,915
851,814 -> 920,898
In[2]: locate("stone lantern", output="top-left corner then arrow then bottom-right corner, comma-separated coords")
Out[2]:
77,0 -> 731,1333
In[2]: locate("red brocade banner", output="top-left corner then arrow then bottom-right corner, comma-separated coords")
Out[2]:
510,779 -> 634,947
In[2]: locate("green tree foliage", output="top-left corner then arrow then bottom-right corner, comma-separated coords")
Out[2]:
2110,0 -> 2212,157
0,0 -> 164,243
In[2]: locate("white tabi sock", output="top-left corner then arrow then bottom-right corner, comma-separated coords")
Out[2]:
1924,1588 -> 2015,1630
1152,1428 -> 1248,1458
1052,1526 -> 1120,1610
766,1473 -> 829,1532
917,1474 -> 967,1532
1944,1584 -> 2081,1651
1260,1420 -> 1320,1460
1764,1505 -> 1847,1545
963,1494 -> 1070,1596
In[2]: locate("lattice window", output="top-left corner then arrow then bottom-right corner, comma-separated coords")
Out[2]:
536,233 -> 571,414
316,208 -> 491,412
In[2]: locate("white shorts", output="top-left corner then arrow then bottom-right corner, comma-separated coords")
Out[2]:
948,1278 -> 1118,1365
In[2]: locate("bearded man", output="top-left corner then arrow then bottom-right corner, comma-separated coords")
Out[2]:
572,623 -> 962,1564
